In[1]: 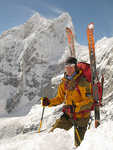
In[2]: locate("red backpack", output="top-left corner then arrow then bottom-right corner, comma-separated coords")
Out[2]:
77,62 -> 91,82
77,62 -> 103,106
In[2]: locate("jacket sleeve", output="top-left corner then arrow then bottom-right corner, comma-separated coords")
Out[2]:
75,83 -> 94,112
48,81 -> 65,107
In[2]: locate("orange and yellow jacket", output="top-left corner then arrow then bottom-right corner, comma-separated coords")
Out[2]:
48,70 -> 94,119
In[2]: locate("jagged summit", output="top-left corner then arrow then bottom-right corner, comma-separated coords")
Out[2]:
0,12 -> 73,40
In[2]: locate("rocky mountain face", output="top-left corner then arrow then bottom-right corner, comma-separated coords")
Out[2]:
0,12 -> 76,116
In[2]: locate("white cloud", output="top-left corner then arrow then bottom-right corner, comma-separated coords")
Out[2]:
48,6 -> 64,14
19,5 -> 37,17
17,2 -> 64,19
44,3 -> 65,18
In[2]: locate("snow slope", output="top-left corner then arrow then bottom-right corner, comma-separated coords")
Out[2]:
0,119 -> 113,150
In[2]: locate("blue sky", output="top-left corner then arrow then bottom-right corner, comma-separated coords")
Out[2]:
0,0 -> 113,45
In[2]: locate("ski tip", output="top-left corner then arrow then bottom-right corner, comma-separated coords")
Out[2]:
88,23 -> 94,30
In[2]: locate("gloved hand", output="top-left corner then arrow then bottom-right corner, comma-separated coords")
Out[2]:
41,97 -> 50,106
62,105 -> 73,118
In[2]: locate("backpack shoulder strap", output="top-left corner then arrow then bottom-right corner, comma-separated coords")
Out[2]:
75,72 -> 84,96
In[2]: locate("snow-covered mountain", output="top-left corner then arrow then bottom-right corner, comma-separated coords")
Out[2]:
0,12 -> 76,116
0,12 -> 113,150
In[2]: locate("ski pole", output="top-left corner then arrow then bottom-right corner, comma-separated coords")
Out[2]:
38,106 -> 45,133
74,122 -> 82,144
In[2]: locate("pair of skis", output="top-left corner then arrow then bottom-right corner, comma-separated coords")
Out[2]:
66,23 -> 103,128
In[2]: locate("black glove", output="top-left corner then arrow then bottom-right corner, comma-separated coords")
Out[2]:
41,97 -> 50,106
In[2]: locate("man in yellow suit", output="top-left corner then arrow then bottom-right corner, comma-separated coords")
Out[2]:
41,57 -> 94,147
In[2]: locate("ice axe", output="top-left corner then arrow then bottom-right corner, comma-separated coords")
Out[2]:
38,105 -> 45,133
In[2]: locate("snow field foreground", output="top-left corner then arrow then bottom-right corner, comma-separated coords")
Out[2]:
0,129 -> 73,150
0,121 -> 113,150
78,121 -> 113,150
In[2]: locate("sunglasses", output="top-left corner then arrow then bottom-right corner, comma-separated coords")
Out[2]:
65,64 -> 75,67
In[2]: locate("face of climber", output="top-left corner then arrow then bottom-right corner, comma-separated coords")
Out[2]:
65,64 -> 76,76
